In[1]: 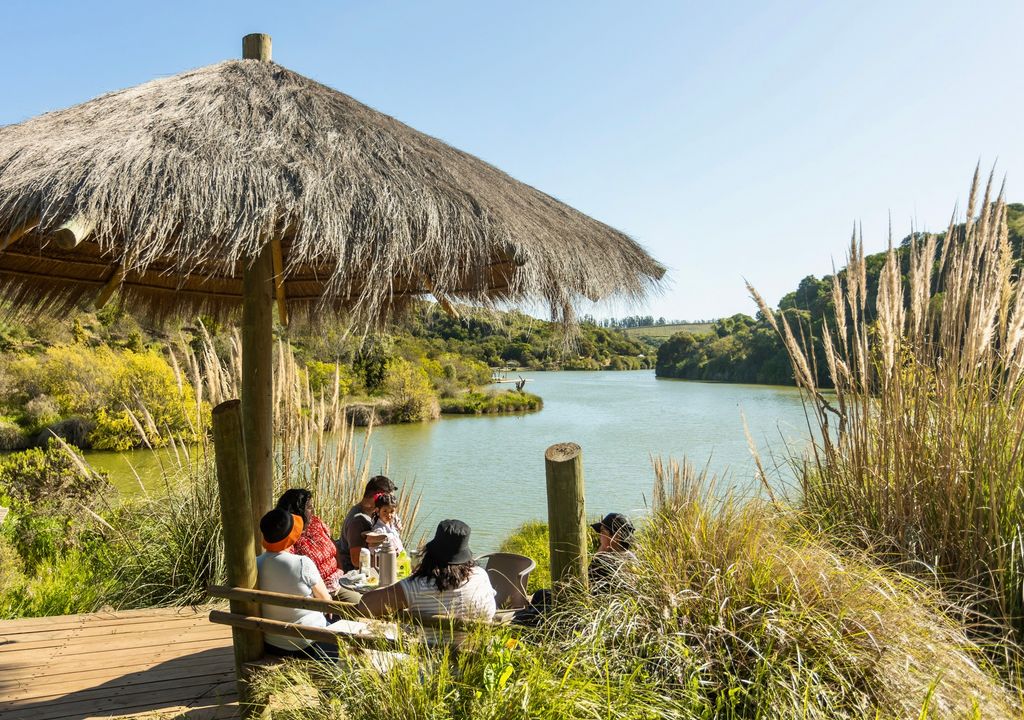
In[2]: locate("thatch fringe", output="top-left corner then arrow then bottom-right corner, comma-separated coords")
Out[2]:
0,60 -> 664,324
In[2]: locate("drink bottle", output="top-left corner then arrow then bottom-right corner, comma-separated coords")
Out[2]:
378,538 -> 398,587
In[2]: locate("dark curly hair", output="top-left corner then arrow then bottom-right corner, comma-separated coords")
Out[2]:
411,554 -> 477,592
276,488 -> 312,521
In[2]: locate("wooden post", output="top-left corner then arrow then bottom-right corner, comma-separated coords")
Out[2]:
211,400 -> 263,717
545,442 -> 588,592
242,33 -> 272,62
241,33 -> 275,555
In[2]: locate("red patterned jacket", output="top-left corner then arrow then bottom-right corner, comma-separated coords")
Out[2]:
292,515 -> 344,591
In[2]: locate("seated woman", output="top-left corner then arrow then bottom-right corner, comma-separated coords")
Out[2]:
355,519 -> 496,631
275,489 -> 348,596
256,508 -> 339,661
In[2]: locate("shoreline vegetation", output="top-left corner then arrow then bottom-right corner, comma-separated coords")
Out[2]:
3,175 -> 1024,716
0,301 -> 653,452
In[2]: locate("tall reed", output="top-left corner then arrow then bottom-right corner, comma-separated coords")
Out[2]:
751,168 -> 1024,650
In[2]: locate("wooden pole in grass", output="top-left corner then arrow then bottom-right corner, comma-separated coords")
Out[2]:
240,33 -> 275,556
211,399 -> 263,717
545,442 -> 588,593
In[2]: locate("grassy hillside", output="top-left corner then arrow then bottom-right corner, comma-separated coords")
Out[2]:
623,322 -> 714,339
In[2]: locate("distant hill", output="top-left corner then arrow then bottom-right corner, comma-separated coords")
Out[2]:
623,323 -> 715,340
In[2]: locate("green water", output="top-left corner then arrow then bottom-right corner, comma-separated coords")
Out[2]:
85,371 -> 811,552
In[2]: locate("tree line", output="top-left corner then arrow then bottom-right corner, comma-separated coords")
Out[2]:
656,203 -> 1024,386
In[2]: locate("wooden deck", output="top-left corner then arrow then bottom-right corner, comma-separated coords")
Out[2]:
0,606 -> 238,720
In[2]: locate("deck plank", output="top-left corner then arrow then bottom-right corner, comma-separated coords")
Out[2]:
0,607 -> 240,719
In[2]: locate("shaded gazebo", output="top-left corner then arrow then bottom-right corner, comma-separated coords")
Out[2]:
0,33 -> 663,611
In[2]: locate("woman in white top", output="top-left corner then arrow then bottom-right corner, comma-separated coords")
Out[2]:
356,519 -> 496,630
256,508 -> 338,660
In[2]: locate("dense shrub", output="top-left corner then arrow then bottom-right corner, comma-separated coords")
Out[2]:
383,357 -> 439,422
5,345 -> 205,448
0,443 -> 108,572
0,417 -> 27,451
0,442 -> 106,508
36,416 -> 94,448
24,394 -> 60,429
440,390 -> 542,415
305,360 -> 358,398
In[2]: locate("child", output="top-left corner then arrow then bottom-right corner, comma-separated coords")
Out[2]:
370,492 -> 405,554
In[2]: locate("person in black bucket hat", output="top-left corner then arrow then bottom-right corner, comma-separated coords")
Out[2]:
588,512 -> 637,592
422,519 -> 474,566
355,519 -> 496,625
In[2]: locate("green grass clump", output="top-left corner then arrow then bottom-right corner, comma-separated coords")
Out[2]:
440,390 -> 542,415
98,462 -> 226,608
498,521 -> 549,592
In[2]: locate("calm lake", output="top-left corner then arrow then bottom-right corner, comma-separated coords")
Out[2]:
85,370 -> 812,552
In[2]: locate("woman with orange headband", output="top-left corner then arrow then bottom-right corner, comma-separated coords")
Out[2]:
257,508 -> 338,660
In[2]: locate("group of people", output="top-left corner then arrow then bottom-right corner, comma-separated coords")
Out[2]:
255,474 -> 636,660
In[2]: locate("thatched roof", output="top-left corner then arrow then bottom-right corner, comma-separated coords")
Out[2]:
0,59 -> 664,323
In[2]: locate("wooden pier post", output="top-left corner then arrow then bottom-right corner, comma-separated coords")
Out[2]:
545,442 -> 588,593
212,399 -> 263,717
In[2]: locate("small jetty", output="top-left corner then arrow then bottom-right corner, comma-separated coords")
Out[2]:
0,606 -> 236,719
489,368 -> 533,387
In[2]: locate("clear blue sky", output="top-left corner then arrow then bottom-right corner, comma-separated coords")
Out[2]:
2,1 -> 1022,321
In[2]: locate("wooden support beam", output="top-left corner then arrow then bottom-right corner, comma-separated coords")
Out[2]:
208,585 -> 355,615
94,265 -> 125,309
242,242 -> 275,556
52,216 -> 95,250
418,273 -> 459,318
239,34 -> 276,555
545,442 -> 588,594
211,399 -> 263,718
0,215 -> 40,252
270,237 -> 288,326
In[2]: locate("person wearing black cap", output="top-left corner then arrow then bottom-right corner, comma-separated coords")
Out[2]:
355,519 -> 496,629
514,511 -> 637,625
588,512 -> 637,592
257,508 -> 339,660
336,475 -> 398,572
